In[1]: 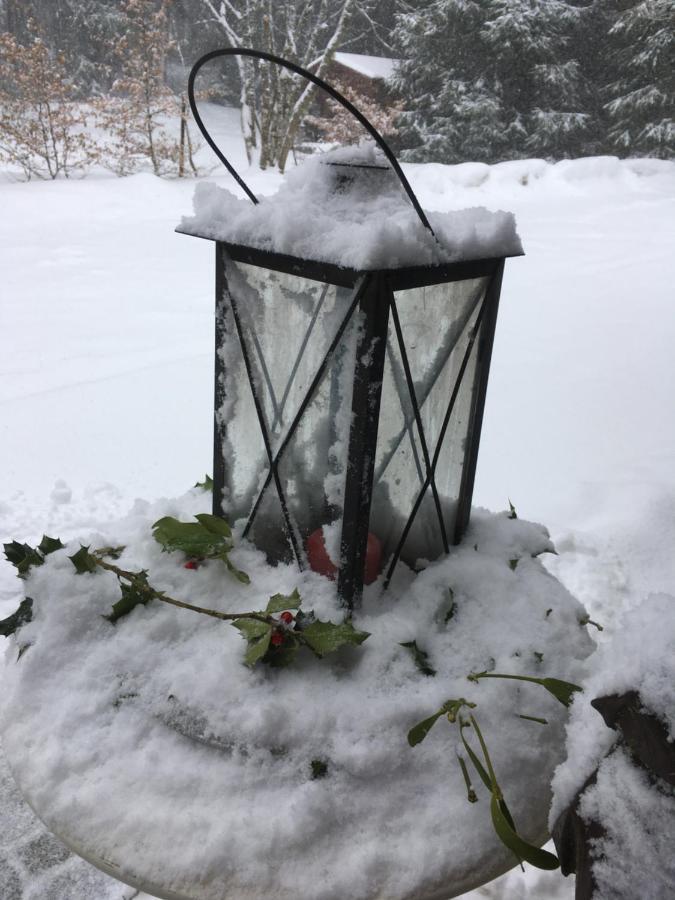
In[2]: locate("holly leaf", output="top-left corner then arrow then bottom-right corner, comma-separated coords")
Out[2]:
508,499 -> 518,520
69,546 -> 98,574
0,597 -> 33,637
244,629 -> 272,667
3,541 -> 45,577
194,474 -> 214,492
490,793 -> 559,870
96,545 -> 125,560
301,619 -> 369,658
540,677 -> 582,708
265,635 -> 301,668
232,617 -> 270,641
266,589 -> 301,615
105,575 -> 151,624
194,513 -> 232,539
400,640 -> 436,677
38,535 -> 64,556
152,516 -> 225,557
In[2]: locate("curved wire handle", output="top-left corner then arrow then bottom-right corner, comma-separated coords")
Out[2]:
187,47 -> 435,237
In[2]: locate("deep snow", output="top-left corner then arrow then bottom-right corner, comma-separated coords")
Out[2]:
1,138 -> 674,899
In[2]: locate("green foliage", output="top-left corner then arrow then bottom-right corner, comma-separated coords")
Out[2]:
105,573 -> 151,624
400,640 -> 436,677
69,545 -> 98,574
194,474 -> 214,492
467,670 -> 582,708
508,499 -> 518,520
490,793 -> 559,870
3,535 -> 63,578
408,698 -> 475,747
233,592 -> 369,669
152,514 -> 249,584
0,597 -> 33,637
310,759 -> 328,780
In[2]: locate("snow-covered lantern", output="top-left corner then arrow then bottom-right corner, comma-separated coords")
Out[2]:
180,49 -> 523,609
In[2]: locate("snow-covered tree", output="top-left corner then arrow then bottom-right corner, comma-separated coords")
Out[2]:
198,0 -> 356,171
391,1 -> 509,163
392,0 -> 593,162
605,0 -> 674,158
0,25 -> 98,178
99,0 -> 197,177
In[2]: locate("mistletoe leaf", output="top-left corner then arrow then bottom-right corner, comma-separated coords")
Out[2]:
490,793 -> 560,870
266,589 -> 302,615
38,535 -> 64,556
540,677 -> 582,708
69,546 -> 98,574
400,640 -> 436,677
301,619 -> 369,658
407,709 -> 446,747
223,553 -> 250,584
105,576 -> 150,624
0,597 -> 34,637
3,541 -> 44,577
460,724 -> 493,791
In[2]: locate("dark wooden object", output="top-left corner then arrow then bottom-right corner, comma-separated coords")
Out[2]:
552,691 -> 675,899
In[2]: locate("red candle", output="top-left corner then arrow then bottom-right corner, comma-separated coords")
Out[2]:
306,527 -> 382,585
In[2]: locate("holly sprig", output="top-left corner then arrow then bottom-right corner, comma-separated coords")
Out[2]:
2,517 -> 370,669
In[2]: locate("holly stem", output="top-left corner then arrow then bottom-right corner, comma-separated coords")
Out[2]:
93,556 -> 273,626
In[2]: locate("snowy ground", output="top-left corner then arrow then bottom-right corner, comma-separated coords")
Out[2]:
1,126 -> 674,900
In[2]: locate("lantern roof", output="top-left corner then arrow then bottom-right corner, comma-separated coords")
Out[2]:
177,144 -> 523,273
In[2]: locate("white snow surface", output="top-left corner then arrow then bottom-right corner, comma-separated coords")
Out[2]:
550,592 -> 675,826
179,145 -> 523,268
1,144 -> 675,899
0,499 -> 593,900
333,52 -> 400,81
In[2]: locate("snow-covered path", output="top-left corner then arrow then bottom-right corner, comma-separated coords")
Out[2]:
1,156 -> 674,899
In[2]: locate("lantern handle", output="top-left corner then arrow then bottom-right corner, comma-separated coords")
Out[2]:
187,47 -> 436,238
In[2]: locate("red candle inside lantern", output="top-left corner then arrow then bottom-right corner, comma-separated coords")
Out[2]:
306,527 -> 382,585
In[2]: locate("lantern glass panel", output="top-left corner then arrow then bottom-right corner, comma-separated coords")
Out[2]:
217,258 -> 358,561
369,277 -> 489,566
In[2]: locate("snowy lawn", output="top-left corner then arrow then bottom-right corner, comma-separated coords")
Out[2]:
1,152 -> 674,899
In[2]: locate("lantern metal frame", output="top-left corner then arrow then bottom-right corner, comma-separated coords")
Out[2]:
181,48 -> 518,610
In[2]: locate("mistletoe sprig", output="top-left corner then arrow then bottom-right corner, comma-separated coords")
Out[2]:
408,668 -> 581,871
2,514 -> 369,669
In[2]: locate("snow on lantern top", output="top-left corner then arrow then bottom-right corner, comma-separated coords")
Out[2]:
178,143 -> 522,271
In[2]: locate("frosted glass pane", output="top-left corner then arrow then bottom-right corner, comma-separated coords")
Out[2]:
370,278 -> 488,567
215,258 -> 356,561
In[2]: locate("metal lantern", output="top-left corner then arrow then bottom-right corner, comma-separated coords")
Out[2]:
180,50 -> 521,610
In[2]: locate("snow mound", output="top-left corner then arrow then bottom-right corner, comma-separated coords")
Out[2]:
550,592 -> 675,826
1,492 -> 594,900
179,145 -> 523,269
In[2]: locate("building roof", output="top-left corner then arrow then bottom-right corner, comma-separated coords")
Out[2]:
332,52 -> 399,81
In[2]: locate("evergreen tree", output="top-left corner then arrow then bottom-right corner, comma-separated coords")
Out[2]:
391,1 -> 509,163
392,0 -> 594,162
605,0 -> 674,158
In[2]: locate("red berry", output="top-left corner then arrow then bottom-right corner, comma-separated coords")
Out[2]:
270,630 -> 284,647
184,560 -> 198,570
280,611 -> 294,625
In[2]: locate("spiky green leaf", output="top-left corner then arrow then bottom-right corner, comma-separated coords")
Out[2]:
3,541 -> 44,577
105,576 -> 150,624
69,546 -> 98,574
194,474 -> 214,492
38,535 -> 64,556
266,589 -> 302,615
232,617 -> 270,641
244,630 -> 272,667
194,513 -> 232,538
301,619 -> 369,658
0,597 -> 34,637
